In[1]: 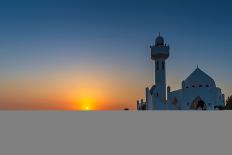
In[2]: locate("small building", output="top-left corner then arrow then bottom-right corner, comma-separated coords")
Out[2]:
137,34 -> 225,110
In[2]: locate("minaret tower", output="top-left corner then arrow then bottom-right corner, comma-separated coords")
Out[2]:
150,34 -> 170,102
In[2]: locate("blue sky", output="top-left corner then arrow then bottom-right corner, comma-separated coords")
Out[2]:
0,0 -> 231,109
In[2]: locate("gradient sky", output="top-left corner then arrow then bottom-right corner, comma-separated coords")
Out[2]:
0,0 -> 232,110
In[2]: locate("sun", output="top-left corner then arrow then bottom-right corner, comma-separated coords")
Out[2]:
75,97 -> 96,111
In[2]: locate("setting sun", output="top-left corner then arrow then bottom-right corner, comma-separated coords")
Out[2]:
76,97 -> 96,111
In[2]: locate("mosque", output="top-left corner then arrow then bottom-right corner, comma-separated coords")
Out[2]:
137,34 -> 225,110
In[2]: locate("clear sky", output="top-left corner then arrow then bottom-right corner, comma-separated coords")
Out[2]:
0,0 -> 231,110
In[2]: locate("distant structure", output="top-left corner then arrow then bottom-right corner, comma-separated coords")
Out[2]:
137,34 -> 225,110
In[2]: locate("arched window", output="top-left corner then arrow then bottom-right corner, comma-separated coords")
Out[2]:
206,85 -> 209,87
156,93 -> 159,97
162,61 -> 165,70
192,85 -> 195,88
199,85 -> 202,87
156,61 -> 159,70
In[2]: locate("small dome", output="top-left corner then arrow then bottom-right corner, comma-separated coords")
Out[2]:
150,85 -> 156,95
184,68 -> 216,88
155,35 -> 164,46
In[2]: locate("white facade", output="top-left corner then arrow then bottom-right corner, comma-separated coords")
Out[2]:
137,35 -> 225,110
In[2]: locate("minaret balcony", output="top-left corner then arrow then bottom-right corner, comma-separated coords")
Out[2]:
151,45 -> 170,60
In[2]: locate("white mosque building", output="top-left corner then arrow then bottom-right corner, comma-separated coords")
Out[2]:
137,34 -> 225,110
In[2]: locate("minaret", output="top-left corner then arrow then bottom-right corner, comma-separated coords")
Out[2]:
150,34 -> 170,102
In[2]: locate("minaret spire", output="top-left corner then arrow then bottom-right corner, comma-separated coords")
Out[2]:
150,34 -> 170,102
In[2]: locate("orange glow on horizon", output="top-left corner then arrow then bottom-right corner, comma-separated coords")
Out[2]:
0,66 -> 140,110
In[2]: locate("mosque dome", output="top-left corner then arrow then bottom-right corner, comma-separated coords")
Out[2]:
184,67 -> 216,88
155,35 -> 164,46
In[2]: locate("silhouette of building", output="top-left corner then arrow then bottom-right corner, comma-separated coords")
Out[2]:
137,34 -> 225,110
